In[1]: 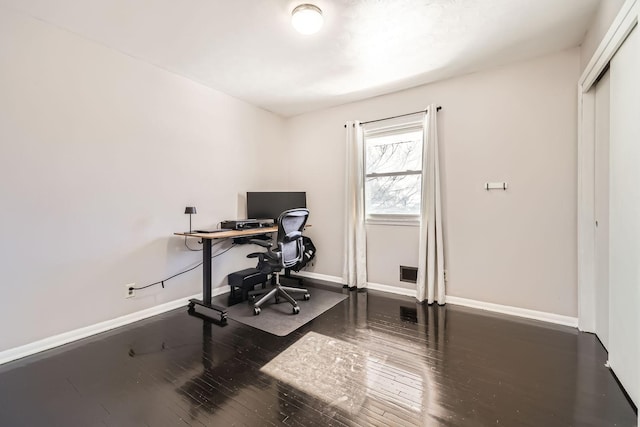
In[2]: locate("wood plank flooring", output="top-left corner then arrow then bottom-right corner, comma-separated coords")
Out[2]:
0,283 -> 636,426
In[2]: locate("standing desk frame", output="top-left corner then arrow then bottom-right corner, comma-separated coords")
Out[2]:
174,226 -> 277,323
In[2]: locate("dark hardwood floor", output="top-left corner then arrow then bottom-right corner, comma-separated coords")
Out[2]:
0,283 -> 636,426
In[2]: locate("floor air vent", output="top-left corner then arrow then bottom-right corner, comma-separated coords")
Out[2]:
399,266 -> 418,283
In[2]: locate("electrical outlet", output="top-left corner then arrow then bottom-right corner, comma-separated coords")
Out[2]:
125,283 -> 136,298
443,270 -> 448,282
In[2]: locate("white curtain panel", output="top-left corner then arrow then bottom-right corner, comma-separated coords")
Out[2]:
343,121 -> 368,289
417,105 -> 445,304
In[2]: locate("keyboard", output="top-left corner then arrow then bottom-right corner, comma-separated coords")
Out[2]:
192,229 -> 232,233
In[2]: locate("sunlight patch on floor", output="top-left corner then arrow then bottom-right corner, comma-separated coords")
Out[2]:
261,331 -> 424,415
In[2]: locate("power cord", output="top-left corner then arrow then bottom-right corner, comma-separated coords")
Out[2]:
130,241 -> 237,292
184,236 -> 202,251
183,225 -> 225,251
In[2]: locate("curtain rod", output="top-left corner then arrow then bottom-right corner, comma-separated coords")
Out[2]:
343,106 -> 442,128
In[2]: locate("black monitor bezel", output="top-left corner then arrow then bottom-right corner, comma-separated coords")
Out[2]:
246,191 -> 307,221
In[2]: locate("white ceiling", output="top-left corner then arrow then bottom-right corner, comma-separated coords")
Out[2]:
0,0 -> 600,116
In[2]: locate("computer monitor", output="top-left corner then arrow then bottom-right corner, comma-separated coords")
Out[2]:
246,192 -> 307,221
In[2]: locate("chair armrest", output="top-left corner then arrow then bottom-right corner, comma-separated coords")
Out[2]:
247,252 -> 264,259
250,239 -> 272,248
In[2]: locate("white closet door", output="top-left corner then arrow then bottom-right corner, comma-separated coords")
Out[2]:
609,26 -> 639,405
594,70 -> 610,350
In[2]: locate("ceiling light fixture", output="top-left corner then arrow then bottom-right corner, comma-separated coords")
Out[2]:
291,4 -> 323,35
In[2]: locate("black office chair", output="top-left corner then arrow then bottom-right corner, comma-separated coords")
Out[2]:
247,208 -> 310,315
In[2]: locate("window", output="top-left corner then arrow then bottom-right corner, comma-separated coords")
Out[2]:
364,123 -> 423,223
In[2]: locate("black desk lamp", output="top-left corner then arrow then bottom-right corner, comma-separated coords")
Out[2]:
184,206 -> 197,233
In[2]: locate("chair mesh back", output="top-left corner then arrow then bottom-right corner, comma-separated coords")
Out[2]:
277,208 -> 309,268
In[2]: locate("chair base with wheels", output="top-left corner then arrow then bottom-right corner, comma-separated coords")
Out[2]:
248,272 -> 310,315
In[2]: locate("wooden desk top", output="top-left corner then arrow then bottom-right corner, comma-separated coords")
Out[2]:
174,226 -> 278,239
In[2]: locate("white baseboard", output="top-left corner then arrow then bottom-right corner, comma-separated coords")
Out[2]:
296,273 -> 416,298
297,272 -> 578,328
445,295 -> 579,328
295,272 -> 414,298
0,288 -> 226,366
295,271 -> 345,285
367,282 -> 415,297
1,276 -> 579,366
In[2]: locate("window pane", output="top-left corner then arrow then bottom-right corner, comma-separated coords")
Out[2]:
365,130 -> 422,174
365,175 -> 421,215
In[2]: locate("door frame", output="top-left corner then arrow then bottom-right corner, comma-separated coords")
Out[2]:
577,0 -> 638,332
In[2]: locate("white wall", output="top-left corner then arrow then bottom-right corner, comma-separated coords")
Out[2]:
0,8 -> 287,352
286,48 -> 580,317
580,0 -> 626,71
365,224 -> 419,291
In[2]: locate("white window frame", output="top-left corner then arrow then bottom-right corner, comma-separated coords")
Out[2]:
363,120 -> 424,226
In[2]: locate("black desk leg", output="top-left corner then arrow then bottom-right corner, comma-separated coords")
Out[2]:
187,238 -> 228,324
203,237 -> 212,303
